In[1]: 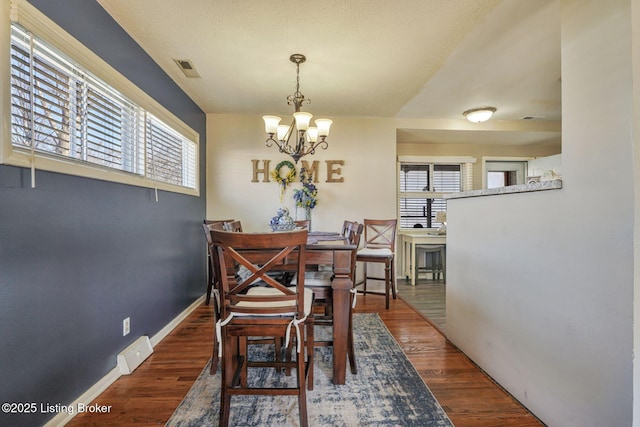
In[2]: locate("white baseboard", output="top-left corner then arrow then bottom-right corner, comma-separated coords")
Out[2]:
43,367 -> 121,427
150,295 -> 205,347
45,294 -> 206,427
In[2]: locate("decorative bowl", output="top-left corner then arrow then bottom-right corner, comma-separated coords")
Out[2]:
270,223 -> 296,232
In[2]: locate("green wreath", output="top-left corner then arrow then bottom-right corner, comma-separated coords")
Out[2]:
271,160 -> 297,201
271,160 -> 297,186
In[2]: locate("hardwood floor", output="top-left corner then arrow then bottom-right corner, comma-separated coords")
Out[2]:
68,294 -> 543,427
396,278 -> 446,332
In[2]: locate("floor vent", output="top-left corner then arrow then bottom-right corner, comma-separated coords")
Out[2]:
117,336 -> 153,375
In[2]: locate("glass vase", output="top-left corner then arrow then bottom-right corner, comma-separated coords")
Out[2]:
305,207 -> 312,231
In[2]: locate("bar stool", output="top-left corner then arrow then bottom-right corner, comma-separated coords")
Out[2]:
416,245 -> 446,282
355,219 -> 397,309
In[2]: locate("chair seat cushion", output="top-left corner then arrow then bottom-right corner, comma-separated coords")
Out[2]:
357,247 -> 393,257
235,286 -> 314,316
290,271 -> 334,287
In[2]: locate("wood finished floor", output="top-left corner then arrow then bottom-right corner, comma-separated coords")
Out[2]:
68,295 -> 543,427
396,278 -> 446,332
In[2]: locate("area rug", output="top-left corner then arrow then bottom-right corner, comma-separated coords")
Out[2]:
166,313 -> 453,426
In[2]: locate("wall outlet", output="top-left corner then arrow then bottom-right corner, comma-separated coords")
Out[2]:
123,317 -> 130,336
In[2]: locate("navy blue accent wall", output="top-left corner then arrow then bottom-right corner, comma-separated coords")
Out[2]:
0,2 -> 207,426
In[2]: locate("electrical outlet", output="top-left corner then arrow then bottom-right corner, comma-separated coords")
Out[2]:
123,317 -> 130,336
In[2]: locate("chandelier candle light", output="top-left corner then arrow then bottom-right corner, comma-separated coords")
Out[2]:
263,54 -> 333,163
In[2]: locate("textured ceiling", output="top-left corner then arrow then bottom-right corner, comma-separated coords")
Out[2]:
96,0 -> 561,145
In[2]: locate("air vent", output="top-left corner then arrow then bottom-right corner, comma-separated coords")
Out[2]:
520,115 -> 544,120
117,336 -> 153,374
174,59 -> 201,78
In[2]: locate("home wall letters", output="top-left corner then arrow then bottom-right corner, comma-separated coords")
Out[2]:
251,160 -> 344,183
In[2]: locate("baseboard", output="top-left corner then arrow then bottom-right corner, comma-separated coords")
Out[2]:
45,294 -> 206,427
43,367 -> 121,427
150,295 -> 205,347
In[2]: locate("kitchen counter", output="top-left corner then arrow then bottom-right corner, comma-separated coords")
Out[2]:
445,179 -> 562,200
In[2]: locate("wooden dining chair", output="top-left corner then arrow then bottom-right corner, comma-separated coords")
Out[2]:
201,222 -> 227,374
202,220 -> 229,306
204,218 -> 234,225
223,220 -> 243,232
294,219 -> 310,229
355,219 -> 398,309
211,229 -> 314,427
203,218 -> 233,305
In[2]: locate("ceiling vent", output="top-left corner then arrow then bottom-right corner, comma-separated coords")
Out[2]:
520,115 -> 544,120
174,59 -> 201,78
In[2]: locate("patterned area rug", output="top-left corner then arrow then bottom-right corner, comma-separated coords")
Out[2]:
166,313 -> 453,426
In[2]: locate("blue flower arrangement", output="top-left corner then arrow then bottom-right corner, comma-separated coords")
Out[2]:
293,168 -> 318,212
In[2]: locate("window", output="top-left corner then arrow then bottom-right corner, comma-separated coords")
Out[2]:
3,1 -> 199,196
398,158 -> 474,229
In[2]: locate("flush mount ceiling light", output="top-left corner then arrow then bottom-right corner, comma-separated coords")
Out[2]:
463,107 -> 496,123
262,54 -> 333,163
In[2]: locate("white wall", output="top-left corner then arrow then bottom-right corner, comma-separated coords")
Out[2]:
632,0 -> 640,423
446,1 -> 634,426
206,114 -> 397,231
528,153 -> 562,177
398,141 -> 561,190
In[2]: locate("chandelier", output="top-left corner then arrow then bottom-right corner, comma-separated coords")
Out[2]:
262,54 -> 333,163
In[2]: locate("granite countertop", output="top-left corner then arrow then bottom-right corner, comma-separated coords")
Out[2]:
445,179 -> 562,200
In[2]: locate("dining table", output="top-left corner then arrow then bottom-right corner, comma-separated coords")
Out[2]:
301,231 -> 356,385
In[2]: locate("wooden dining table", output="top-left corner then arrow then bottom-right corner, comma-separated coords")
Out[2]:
220,230 -> 356,385
304,231 -> 356,385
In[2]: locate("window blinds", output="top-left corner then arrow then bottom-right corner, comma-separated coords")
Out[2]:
398,161 -> 472,228
9,23 -> 197,191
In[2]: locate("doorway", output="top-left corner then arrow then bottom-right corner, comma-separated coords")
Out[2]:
485,160 -> 528,188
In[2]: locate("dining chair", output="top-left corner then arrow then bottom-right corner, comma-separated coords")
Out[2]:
211,229 -> 314,427
204,218 -> 234,225
203,219 -> 233,306
223,220 -> 243,232
294,219 -> 310,229
292,220 -> 362,374
355,219 -> 398,309
201,222 -> 228,374
341,220 -> 363,374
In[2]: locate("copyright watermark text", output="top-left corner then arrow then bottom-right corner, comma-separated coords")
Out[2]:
2,402 -> 112,415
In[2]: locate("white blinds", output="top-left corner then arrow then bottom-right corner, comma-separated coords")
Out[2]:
146,113 -> 197,189
398,161 -> 473,228
9,22 -> 197,191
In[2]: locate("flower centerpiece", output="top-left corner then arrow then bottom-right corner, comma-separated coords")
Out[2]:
293,168 -> 318,226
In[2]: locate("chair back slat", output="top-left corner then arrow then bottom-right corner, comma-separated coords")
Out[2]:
204,218 -> 234,225
224,246 -> 296,295
363,219 -> 397,249
223,220 -> 243,232
211,229 -> 308,319
294,220 -> 310,229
